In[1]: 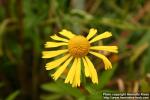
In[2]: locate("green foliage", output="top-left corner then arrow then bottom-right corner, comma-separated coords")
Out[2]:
0,0 -> 150,99
41,80 -> 85,100
6,90 -> 20,100
140,79 -> 150,92
41,80 -> 84,98
0,82 -> 4,88
95,64 -> 117,90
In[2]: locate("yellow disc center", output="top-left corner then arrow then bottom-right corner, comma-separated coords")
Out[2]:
68,36 -> 90,57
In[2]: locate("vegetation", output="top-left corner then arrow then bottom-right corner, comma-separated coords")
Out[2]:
0,0 -> 150,100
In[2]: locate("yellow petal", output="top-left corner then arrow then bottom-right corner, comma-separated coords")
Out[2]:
89,51 -> 112,70
59,29 -> 75,39
86,28 -> 97,40
90,46 -> 118,53
50,35 -> 69,42
82,57 -> 90,77
76,58 -> 81,87
45,42 -> 68,48
72,58 -> 81,87
89,31 -> 112,43
84,56 -> 98,84
65,58 -> 78,84
52,56 -> 73,80
46,54 -> 70,70
42,50 -> 68,58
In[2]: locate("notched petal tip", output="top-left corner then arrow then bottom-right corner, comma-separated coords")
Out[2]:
50,34 -> 69,42
89,51 -> 112,71
42,51 -> 47,58
51,73 -> 59,80
59,29 -> 75,39
87,28 -> 97,40
104,63 -> 112,70
59,29 -> 69,34
104,31 -> 112,36
50,34 -> 55,38
93,81 -> 98,84
90,28 -> 97,32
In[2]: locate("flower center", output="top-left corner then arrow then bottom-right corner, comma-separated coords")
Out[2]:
68,36 -> 90,57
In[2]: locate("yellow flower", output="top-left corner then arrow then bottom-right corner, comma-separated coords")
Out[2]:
42,28 -> 118,87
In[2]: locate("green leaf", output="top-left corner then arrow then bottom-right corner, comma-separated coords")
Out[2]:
6,90 -> 20,100
98,64 -> 117,89
130,42 -> 149,63
95,17 -> 150,30
134,30 -> 150,73
142,47 -> 150,73
41,80 -> 84,98
40,94 -> 62,100
136,30 -> 150,46
87,92 -> 103,100
85,64 -> 117,93
140,79 -> 150,92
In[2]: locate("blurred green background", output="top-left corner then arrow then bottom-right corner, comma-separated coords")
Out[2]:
0,0 -> 150,100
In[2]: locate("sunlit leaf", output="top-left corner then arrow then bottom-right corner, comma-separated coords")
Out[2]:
6,90 -> 20,100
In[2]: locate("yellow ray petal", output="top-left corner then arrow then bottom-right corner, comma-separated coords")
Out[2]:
71,58 -> 78,87
65,58 -> 78,84
52,56 -> 73,80
42,50 -> 68,58
76,58 -> 81,87
50,35 -> 69,42
89,51 -> 112,70
59,29 -> 75,39
45,42 -> 68,48
89,31 -> 112,43
46,54 -> 70,70
86,28 -> 97,40
72,58 -> 81,87
82,57 -> 90,77
84,56 -> 98,84
90,46 -> 118,53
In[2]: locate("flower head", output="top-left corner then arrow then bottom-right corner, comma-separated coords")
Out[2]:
42,28 -> 118,87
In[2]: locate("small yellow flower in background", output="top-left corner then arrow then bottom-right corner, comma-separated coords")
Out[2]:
42,28 -> 118,87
